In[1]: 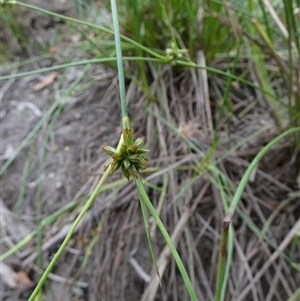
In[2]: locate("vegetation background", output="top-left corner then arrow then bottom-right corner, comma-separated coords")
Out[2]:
1,0 -> 300,300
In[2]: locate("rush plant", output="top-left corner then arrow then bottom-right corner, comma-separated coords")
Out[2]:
1,1 -> 300,301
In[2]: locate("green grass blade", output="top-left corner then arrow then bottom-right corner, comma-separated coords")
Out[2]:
215,127 -> 300,300
110,0 -> 127,118
135,176 -> 199,301
138,190 -> 161,283
287,286 -> 300,301
28,165 -> 113,301
7,1 -> 166,61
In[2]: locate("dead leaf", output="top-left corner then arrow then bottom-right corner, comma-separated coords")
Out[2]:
48,46 -> 58,53
0,263 -> 34,290
32,72 -> 58,91
13,271 -> 34,290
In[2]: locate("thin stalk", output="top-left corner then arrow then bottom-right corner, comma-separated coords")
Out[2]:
135,175 -> 199,301
138,190 -> 160,281
14,145 -> 35,213
28,165 -> 113,301
110,0 -> 160,287
215,127 -> 300,301
0,198 -> 83,262
215,220 -> 230,301
0,57 -> 162,81
221,224 -> 234,300
2,62 -> 296,120
0,178 -> 127,262
80,207 -> 110,271
227,127 -> 300,217
7,1 -> 166,61
150,173 -> 169,236
110,0 -> 127,118
34,93 -> 68,278
3,0 -> 300,126
1,56 -> 288,106
287,286 -> 300,301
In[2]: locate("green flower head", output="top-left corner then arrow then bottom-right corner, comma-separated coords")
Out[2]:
102,128 -> 148,180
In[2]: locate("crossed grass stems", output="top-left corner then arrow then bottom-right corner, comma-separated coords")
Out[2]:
1,0 -> 300,300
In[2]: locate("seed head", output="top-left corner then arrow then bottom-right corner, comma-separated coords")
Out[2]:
102,128 -> 148,180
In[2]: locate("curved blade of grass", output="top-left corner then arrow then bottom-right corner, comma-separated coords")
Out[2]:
3,0 -> 300,131
13,145 -> 35,213
110,0 -> 127,118
28,164 -> 113,301
0,178 -> 127,262
0,197 -> 82,262
148,106 -> 300,299
3,1 -> 297,114
110,0 -> 160,285
7,1 -> 166,61
287,286 -> 300,301
80,205 -> 110,271
138,190 -> 161,284
2,56 -> 289,110
34,83 -> 73,275
150,173 -> 169,236
226,127 -> 300,218
135,175 -> 199,301
215,127 -> 300,301
0,57 -> 163,81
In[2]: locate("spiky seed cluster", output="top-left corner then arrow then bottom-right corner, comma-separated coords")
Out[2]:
165,42 -> 188,63
102,128 -> 148,180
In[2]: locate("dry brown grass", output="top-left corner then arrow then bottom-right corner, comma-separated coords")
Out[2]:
3,60 -> 299,300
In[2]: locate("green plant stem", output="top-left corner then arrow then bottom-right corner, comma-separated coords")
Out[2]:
28,165 -> 113,301
221,224 -> 234,300
0,178 -> 127,262
7,1 -> 165,61
215,220 -> 229,301
14,145 -> 35,212
0,57 -> 162,81
4,0 -> 300,127
135,175 -> 198,301
110,0 -> 127,118
0,198 -> 83,262
286,283 -> 300,301
1,56 -> 286,108
138,190 -> 160,280
2,62 -> 295,121
215,127 -> 300,301
227,127 -> 300,217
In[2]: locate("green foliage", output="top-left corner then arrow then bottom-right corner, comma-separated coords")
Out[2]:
201,0 -> 234,62
100,0 -> 236,63
0,5 -> 27,60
